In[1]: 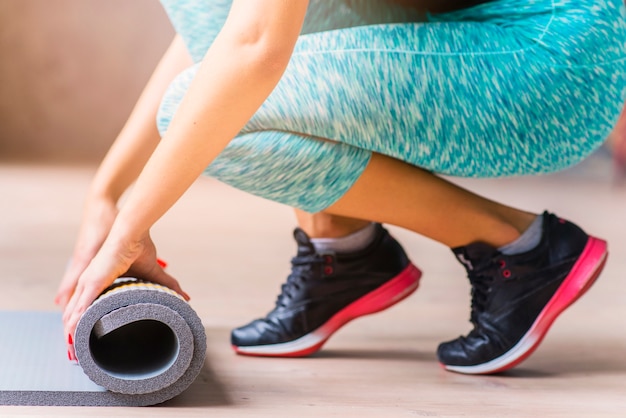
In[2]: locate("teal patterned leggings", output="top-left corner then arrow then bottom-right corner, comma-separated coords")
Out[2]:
158,0 -> 626,212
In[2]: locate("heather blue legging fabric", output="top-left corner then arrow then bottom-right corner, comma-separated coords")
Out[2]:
158,0 -> 626,213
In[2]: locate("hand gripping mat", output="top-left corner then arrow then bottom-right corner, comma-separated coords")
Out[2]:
0,278 -> 207,406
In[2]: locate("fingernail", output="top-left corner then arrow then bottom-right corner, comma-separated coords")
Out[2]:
67,350 -> 72,361
157,258 -> 168,268
68,334 -> 73,345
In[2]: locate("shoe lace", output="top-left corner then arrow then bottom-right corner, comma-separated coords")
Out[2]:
466,259 -> 500,325
275,253 -> 325,308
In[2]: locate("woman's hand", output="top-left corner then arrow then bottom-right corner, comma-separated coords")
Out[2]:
55,197 -> 119,308
62,229 -> 189,361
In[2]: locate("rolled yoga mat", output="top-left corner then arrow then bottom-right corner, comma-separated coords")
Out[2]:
0,278 -> 207,406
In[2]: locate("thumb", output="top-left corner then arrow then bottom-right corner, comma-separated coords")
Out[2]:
151,268 -> 190,301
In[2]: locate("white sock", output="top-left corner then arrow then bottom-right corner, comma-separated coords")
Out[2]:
498,214 -> 544,255
310,223 -> 377,254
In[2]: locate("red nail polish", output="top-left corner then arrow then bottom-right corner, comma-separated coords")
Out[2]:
68,334 -> 73,345
157,258 -> 168,268
68,350 -> 73,361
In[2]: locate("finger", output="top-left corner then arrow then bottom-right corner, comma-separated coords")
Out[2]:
63,281 -> 106,362
63,280 -> 107,330
62,286 -> 83,362
63,286 -> 87,362
151,268 -> 190,301
62,278 -> 81,326
55,258 -> 85,307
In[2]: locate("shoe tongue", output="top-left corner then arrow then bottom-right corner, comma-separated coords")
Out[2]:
451,242 -> 498,271
293,228 -> 316,256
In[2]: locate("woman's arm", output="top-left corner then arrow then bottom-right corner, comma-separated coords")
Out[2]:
115,0 -> 308,237
63,0 -> 309,349
55,35 -> 193,307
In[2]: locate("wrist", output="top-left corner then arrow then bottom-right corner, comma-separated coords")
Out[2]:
108,211 -> 149,248
86,181 -> 124,204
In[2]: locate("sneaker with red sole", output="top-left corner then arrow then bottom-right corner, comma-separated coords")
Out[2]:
231,224 -> 421,357
438,211 -> 607,374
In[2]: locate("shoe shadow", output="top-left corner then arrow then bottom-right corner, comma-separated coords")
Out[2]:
315,338 -> 626,378
313,348 -> 436,363
489,338 -> 626,379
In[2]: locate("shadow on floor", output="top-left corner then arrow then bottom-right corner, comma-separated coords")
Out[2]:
484,338 -> 626,379
314,348 -> 437,363
162,354 -> 233,407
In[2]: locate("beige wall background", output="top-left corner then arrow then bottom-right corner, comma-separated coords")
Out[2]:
0,0 -> 174,162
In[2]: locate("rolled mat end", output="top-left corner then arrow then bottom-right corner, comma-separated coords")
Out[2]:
74,277 -> 206,405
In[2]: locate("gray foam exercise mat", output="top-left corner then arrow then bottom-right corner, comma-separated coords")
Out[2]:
0,278 -> 207,406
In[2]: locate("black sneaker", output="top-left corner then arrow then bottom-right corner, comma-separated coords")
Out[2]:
437,211 -> 607,374
231,224 -> 421,357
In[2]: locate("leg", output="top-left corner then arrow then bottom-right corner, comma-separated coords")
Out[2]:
161,0 -> 626,208
228,0 -> 428,354
159,0 -> 232,64
237,0 -> 621,370
158,0 -> 626,371
322,152 -> 608,374
227,155 -> 532,358
159,0 -> 427,356
328,154 -> 535,248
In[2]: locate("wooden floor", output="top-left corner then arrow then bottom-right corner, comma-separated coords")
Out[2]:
1,159 -> 625,417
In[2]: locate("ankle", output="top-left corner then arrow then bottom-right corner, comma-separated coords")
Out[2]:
489,212 -> 537,248
296,212 -> 371,239
498,213 -> 543,255
310,223 -> 378,254
454,211 -> 537,249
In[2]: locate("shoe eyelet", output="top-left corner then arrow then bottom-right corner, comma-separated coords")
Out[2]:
324,266 -> 333,275
498,260 -> 506,268
502,269 -> 511,278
